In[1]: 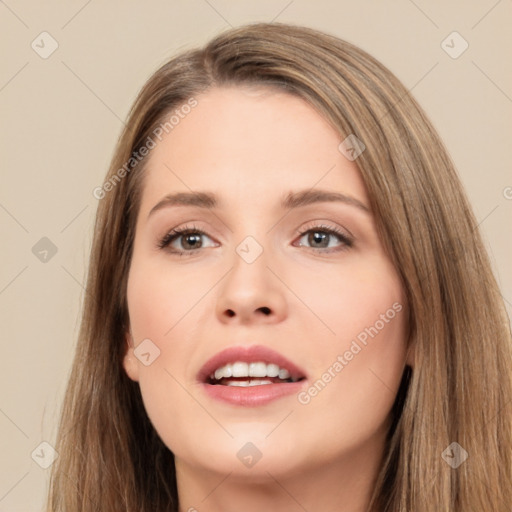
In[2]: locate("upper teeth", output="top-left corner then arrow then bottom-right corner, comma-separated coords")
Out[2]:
212,362 -> 292,381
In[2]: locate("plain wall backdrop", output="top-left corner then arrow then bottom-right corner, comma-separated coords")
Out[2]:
1,1 -> 511,509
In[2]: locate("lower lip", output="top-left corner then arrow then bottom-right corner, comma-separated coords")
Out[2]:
201,381 -> 306,406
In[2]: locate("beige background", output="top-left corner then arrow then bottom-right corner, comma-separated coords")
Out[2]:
1,1 -> 511,510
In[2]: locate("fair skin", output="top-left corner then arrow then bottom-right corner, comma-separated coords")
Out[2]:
123,86 -> 413,512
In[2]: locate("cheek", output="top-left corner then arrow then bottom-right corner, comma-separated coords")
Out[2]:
125,259 -> 214,456
294,256 -> 408,436
298,311 -> 408,442
126,253 -> 227,357
126,262 -> 203,340
291,252 -> 407,350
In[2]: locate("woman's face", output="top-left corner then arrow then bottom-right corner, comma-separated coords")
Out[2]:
123,86 -> 411,481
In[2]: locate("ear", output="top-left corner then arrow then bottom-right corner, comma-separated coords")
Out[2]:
122,330 -> 140,382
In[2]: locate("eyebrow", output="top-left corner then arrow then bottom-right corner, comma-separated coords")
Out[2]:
147,188 -> 370,218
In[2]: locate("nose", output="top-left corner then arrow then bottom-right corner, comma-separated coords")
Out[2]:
215,247 -> 288,325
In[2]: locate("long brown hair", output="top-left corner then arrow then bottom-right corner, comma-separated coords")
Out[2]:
46,22 -> 512,511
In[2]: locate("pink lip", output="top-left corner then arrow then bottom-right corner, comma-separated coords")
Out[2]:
198,345 -> 308,407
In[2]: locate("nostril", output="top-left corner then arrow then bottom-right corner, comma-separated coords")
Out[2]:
259,307 -> 271,315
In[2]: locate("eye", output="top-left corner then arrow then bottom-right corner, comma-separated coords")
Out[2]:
157,224 -> 217,255
294,224 -> 353,253
157,222 -> 353,256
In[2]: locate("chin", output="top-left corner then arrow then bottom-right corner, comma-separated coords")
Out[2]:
172,431 -> 309,479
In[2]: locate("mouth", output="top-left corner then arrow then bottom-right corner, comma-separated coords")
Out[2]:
207,361 -> 304,386
198,345 -> 307,406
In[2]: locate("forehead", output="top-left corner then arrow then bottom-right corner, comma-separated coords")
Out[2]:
138,86 -> 369,214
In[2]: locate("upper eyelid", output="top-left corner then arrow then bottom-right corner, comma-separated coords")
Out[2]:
164,222 -> 347,240
296,220 -> 353,239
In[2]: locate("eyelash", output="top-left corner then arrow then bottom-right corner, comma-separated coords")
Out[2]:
157,222 -> 354,256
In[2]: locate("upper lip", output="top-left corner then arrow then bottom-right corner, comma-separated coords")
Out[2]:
197,344 -> 308,383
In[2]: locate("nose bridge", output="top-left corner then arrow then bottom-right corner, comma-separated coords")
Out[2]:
233,233 -> 269,289
215,232 -> 287,324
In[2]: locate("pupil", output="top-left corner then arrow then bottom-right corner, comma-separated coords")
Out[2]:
310,231 -> 328,248
184,234 -> 201,249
